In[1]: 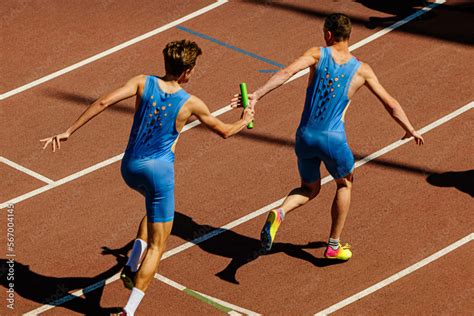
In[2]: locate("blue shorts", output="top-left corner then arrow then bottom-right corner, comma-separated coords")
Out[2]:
295,130 -> 354,183
121,154 -> 175,223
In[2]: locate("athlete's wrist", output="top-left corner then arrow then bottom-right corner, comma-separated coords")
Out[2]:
253,90 -> 263,100
65,128 -> 73,137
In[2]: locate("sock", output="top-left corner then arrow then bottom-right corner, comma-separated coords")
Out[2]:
276,208 -> 285,222
124,287 -> 145,316
126,239 -> 147,272
328,238 -> 340,250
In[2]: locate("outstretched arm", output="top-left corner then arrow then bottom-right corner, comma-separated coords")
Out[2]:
231,47 -> 320,108
362,63 -> 424,145
41,75 -> 145,151
190,96 -> 254,139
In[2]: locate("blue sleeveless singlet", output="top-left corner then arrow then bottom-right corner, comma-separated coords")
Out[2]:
121,76 -> 190,222
295,47 -> 361,182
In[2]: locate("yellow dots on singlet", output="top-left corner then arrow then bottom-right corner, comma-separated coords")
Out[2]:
168,103 -> 172,107
341,74 -> 345,78
152,102 -> 156,106
151,95 -> 154,99
159,123 -> 163,126
161,106 -> 166,111
335,77 -> 339,82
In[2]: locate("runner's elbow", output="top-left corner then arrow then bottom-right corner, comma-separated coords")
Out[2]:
385,99 -> 401,115
389,105 -> 405,120
277,69 -> 293,80
215,125 -> 231,139
97,98 -> 110,108
221,129 -> 232,139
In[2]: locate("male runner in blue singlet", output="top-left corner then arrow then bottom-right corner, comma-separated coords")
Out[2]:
231,13 -> 424,260
41,40 -> 254,315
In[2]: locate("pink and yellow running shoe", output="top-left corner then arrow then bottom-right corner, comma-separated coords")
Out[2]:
260,209 -> 283,251
324,242 -> 352,260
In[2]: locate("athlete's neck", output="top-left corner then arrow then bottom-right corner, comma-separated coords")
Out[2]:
159,74 -> 183,92
329,40 -> 350,53
161,74 -> 181,85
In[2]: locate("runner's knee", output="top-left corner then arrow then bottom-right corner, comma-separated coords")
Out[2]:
335,173 -> 353,189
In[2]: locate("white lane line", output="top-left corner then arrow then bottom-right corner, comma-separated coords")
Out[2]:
0,156 -> 54,184
314,233 -> 474,316
0,0 -> 228,100
285,0 -> 446,85
0,153 -> 124,208
23,101 -> 473,315
348,0 -> 446,51
195,292 -> 257,316
156,274 -> 260,315
354,101 -> 474,170
155,274 -> 186,291
0,0 -> 444,208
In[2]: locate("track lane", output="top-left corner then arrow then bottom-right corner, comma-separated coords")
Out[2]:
1,1 -> 472,314
0,165 -> 46,202
0,0 -> 216,93
332,241 -> 474,315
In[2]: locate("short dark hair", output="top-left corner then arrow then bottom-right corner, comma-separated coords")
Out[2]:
324,13 -> 352,41
163,40 -> 202,76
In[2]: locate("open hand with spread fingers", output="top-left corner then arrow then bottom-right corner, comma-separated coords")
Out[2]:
40,131 -> 70,152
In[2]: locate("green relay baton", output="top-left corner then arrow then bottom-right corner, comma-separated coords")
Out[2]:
240,82 -> 254,129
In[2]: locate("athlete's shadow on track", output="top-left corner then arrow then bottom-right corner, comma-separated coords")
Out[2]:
172,212 -> 344,285
356,0 -> 430,29
0,241 -> 133,315
243,0 -> 472,45
42,88 -> 135,115
426,170 -> 474,197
